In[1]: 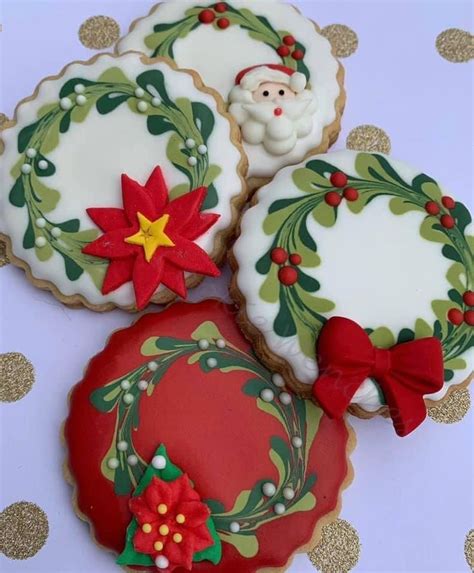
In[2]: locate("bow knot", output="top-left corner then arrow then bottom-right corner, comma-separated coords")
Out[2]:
373,348 -> 391,379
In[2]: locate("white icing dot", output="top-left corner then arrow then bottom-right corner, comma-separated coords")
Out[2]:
120,379 -> 131,391
51,227 -> 62,238
74,84 -> 85,94
60,97 -> 72,110
216,339 -> 226,349
152,455 -> 167,470
262,482 -> 276,497
76,95 -> 87,106
21,164 -> 32,175
279,392 -> 292,405
283,487 -> 295,500
260,388 -> 274,402
272,373 -> 285,387
187,156 -> 198,166
229,522 -> 240,533
35,237 -> 46,248
138,380 -> 148,391
137,101 -> 148,113
107,458 -> 119,470
185,138 -> 196,149
206,357 -> 218,368
26,148 -> 37,159
197,144 -> 208,155
198,339 -> 210,350
292,436 -> 303,448
134,87 -> 145,98
38,160 -> 49,170
151,97 -> 161,107
127,455 -> 138,466
123,393 -> 134,405
148,361 -> 158,371
117,441 -> 128,452
274,503 -> 286,515
35,218 -> 46,228
155,555 -> 169,569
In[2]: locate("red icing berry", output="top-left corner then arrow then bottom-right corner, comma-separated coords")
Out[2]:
289,253 -> 302,265
425,201 -> 440,215
274,107 -> 283,116
199,9 -> 215,23
277,45 -> 291,57
292,49 -> 304,60
330,171 -> 348,188
283,35 -> 296,46
271,247 -> 288,264
217,17 -> 230,29
441,196 -> 456,210
343,187 -> 359,201
463,291 -> 474,307
214,2 -> 227,12
278,266 -> 298,286
325,191 -> 342,207
447,308 -> 464,325
464,310 -> 474,326
440,214 -> 455,229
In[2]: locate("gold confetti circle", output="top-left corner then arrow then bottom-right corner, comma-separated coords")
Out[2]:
0,352 -> 35,403
0,113 -> 9,130
308,518 -> 361,573
465,529 -> 474,570
321,24 -> 359,58
0,239 -> 9,267
79,15 -> 120,50
428,388 -> 471,424
346,124 -> 391,155
0,502 -> 49,559
436,28 -> 474,63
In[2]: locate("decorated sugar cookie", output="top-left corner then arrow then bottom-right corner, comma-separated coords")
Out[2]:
117,1 -> 345,181
232,151 -> 473,436
64,300 -> 354,572
0,53 -> 246,310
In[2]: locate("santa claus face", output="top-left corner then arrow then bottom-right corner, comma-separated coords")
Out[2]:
252,82 -> 296,103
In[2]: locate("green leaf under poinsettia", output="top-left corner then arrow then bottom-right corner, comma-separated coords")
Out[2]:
117,444 -> 222,568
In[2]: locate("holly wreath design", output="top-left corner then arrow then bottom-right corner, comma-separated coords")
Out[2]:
144,3 -> 310,80
256,153 -> 473,388
91,320 -> 320,559
7,66 -> 222,290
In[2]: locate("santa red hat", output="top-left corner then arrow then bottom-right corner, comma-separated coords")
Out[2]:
235,64 -> 307,94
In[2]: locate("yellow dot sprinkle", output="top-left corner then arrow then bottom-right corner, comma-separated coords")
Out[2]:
142,523 -> 152,534
173,533 -> 183,543
157,504 -> 168,515
176,514 -> 186,524
154,541 -> 164,551
159,524 -> 169,536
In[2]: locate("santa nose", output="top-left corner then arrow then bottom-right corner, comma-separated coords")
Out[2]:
274,107 -> 283,116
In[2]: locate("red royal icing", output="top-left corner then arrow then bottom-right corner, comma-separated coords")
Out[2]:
440,214 -> 455,229
463,291 -> 474,307
441,196 -> 456,210
448,308 -> 464,325
425,201 -> 440,215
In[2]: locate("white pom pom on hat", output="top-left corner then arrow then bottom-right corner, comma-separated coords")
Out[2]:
235,64 -> 308,93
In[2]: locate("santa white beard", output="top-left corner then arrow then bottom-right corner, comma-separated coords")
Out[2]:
228,89 -> 317,156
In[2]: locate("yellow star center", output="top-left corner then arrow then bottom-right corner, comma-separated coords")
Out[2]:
125,212 -> 174,262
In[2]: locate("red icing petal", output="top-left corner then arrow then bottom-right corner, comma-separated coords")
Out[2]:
101,258 -> 134,294
82,229 -> 137,259
183,213 -> 220,241
164,239 -> 220,277
129,496 -> 158,526
133,527 -> 159,555
163,534 -> 195,570
86,208 -> 129,232
160,263 -> 187,299
164,187 -> 208,235
184,522 -> 214,552
169,475 -> 201,503
175,501 -> 210,527
121,174 -> 158,222
145,476 -> 172,511
132,252 -> 164,310
145,166 -> 169,211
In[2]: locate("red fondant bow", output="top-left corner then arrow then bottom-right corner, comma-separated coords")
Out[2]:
312,317 -> 445,437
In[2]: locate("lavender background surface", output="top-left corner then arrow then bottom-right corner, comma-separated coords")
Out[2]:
0,1 -> 472,572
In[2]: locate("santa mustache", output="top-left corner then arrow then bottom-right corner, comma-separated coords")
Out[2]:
242,96 -> 313,124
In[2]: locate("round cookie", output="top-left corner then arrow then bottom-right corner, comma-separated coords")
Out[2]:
117,1 -> 345,183
232,150 -> 473,436
64,300 -> 354,572
0,53 -> 246,311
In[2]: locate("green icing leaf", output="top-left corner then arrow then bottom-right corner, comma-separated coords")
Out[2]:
190,320 -> 225,343
414,318 -> 433,338
59,78 -> 95,98
59,111 -> 72,134
57,219 -> 80,232
448,288 -> 464,306
451,201 -> 472,234
22,216 -> 35,249
412,174 -> 443,202
136,70 -> 173,106
202,183 -> 218,210
18,120 -> 41,153
168,183 -> 189,200
369,327 -> 396,349
242,378 -> 267,397
274,291 -> 297,337
292,166 -> 332,192
203,164 -> 222,187
312,200 -> 337,227
442,244 -> 462,263
35,241 -> 53,262
191,102 -> 214,144
147,114 -> 176,136
98,67 -> 132,85
444,357 -> 467,370
9,178 -> 26,207
33,178 -> 60,212
219,531 -> 259,558
397,328 -> 415,344
355,152 -> 408,188
389,196 -> 424,215
297,269 -> 320,293
446,263 -> 467,293
59,252 -> 84,281
259,265 -> 279,303
96,93 -> 130,115
34,155 -> 56,177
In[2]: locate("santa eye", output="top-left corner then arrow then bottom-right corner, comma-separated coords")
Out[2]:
263,90 -> 270,97
279,89 -> 285,96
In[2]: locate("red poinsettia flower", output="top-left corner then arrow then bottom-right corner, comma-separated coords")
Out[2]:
129,474 -> 213,571
82,167 -> 220,309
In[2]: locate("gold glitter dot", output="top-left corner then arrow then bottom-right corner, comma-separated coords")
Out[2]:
0,239 -> 9,267
321,24 -> 359,58
436,29 -> 474,63
346,125 -> 391,155
0,113 -> 9,130
308,519 -> 360,573
0,352 -> 35,403
0,502 -> 49,559
79,16 -> 120,50
428,388 -> 471,424
465,529 -> 474,570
